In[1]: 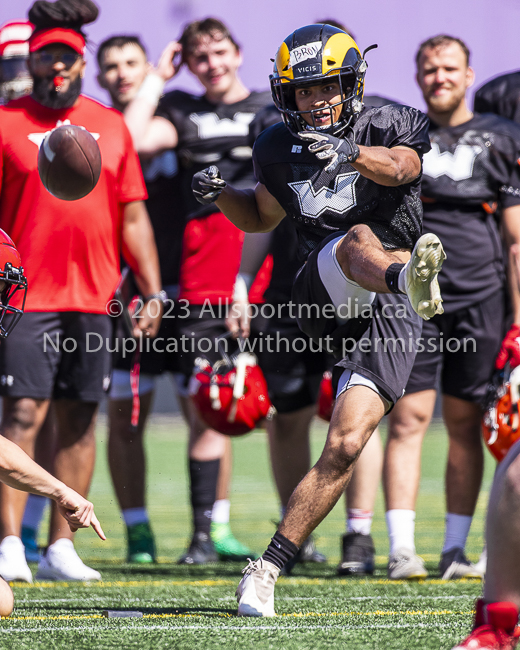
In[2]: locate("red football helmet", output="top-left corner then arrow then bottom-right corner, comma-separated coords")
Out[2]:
482,366 -> 520,462
317,371 -> 335,421
189,349 -> 275,436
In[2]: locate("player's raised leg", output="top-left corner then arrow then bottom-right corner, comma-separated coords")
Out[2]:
236,385 -> 385,616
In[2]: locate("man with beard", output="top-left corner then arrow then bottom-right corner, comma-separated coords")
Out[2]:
0,0 -> 162,582
383,35 -> 520,582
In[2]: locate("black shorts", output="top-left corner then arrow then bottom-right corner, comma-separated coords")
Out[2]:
254,305 -> 329,413
292,234 -> 423,406
0,311 -> 112,401
405,291 -> 505,403
175,305 -> 231,390
111,311 -> 181,375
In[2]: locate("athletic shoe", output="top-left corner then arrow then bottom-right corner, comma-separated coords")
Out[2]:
36,538 -> 101,581
452,599 -> 520,649
126,522 -> 156,564
210,522 -> 254,561
177,531 -> 218,565
0,536 -> 33,582
337,532 -> 375,576
439,547 -> 483,580
282,533 -> 327,575
236,558 -> 280,617
473,548 -> 487,578
387,547 -> 429,580
404,232 -> 446,320
21,526 -> 41,563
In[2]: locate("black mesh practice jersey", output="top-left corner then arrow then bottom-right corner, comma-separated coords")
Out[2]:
252,104 -> 430,261
474,72 -> 520,123
420,113 -> 520,311
156,89 -> 272,219
140,150 -> 185,287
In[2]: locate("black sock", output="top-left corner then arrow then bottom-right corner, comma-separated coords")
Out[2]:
385,262 -> 405,294
262,531 -> 299,570
189,458 -> 220,536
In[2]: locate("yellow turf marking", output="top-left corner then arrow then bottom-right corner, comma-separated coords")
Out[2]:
11,577 -> 480,589
3,609 -> 474,622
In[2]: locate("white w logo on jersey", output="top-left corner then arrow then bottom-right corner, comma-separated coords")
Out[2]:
190,113 -> 255,139
288,172 -> 359,219
422,142 -> 482,181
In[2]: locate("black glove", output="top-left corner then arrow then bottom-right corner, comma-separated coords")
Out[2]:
297,130 -> 360,172
192,165 -> 227,205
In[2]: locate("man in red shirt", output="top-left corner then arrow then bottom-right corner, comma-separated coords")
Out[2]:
0,0 -> 162,582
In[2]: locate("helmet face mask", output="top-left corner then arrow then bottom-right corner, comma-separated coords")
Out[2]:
270,24 -> 367,136
0,263 -> 27,338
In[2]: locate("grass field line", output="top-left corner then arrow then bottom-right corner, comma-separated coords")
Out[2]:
0,622 -> 460,633
11,577 -> 482,589
2,608 -> 474,623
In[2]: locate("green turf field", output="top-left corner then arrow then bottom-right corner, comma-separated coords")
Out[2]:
1,415 -> 495,649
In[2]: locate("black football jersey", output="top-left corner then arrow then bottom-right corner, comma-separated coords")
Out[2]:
253,104 -> 430,261
156,89 -> 272,219
474,72 -> 520,123
420,113 -> 520,311
141,150 -> 185,286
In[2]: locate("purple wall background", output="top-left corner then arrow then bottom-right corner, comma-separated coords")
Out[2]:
3,0 -> 520,110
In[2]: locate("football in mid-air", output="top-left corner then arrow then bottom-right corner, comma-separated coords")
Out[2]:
37,124 -> 102,201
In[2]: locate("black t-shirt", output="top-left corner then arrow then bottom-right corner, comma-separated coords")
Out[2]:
140,150 -> 185,286
156,89 -> 272,219
420,113 -> 520,311
474,72 -> 520,123
253,103 -> 430,261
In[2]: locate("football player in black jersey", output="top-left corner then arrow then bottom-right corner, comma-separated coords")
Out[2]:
383,36 -> 520,588
191,23 -> 446,616
124,18 -> 272,564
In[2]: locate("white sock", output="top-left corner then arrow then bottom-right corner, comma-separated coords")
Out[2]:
398,265 -> 407,294
22,495 -> 48,530
443,513 -> 472,554
211,499 -> 230,525
347,509 -> 373,536
122,507 -> 149,527
386,509 -> 416,555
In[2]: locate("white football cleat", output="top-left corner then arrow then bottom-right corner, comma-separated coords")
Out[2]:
403,233 -> 446,321
387,548 -> 428,580
36,538 -> 101,581
236,558 -> 280,617
0,535 -> 33,582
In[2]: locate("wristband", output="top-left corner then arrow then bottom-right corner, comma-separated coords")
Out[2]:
136,73 -> 165,106
232,275 -> 248,302
144,290 -> 168,305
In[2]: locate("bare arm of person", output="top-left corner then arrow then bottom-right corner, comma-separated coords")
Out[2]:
352,145 -> 422,187
226,231 -> 274,338
216,183 -> 286,233
502,204 -> 520,324
121,201 -> 163,337
123,42 -> 181,155
0,436 -> 105,539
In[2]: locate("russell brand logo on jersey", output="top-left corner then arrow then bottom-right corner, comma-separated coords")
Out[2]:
288,171 -> 359,219
422,142 -> 482,181
190,112 -> 255,139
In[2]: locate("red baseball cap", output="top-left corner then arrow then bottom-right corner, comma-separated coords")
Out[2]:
29,27 -> 86,55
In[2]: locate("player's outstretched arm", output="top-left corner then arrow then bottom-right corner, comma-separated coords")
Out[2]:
0,436 -> 105,540
124,41 -> 180,155
352,145 -> 422,187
